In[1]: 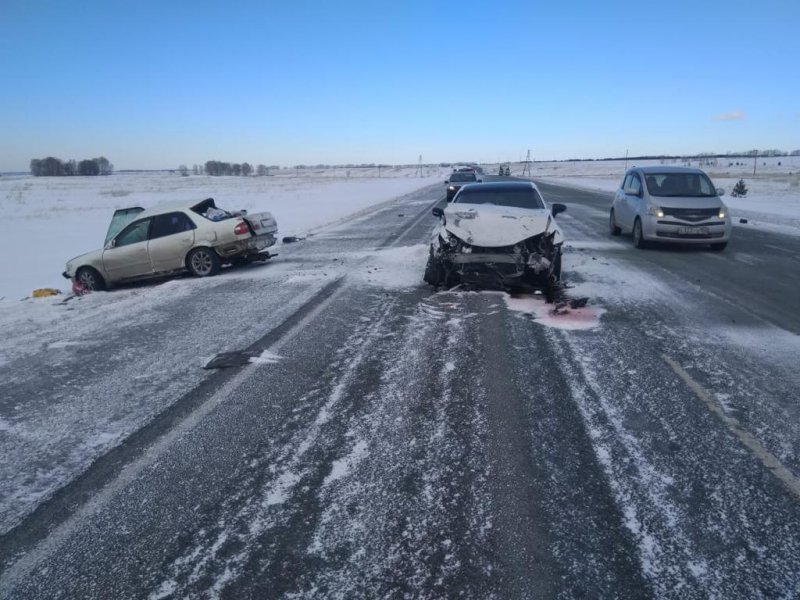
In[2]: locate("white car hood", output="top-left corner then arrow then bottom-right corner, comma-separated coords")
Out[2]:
443,203 -> 562,247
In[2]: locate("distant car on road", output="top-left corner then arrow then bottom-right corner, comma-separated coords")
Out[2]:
445,171 -> 481,201
609,166 -> 731,250
63,198 -> 278,291
425,181 -> 566,291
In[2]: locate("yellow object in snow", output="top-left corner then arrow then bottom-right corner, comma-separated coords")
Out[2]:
32,288 -> 61,298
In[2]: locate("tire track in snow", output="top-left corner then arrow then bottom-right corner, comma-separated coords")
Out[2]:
547,321 -> 800,598
283,292 -> 495,599
147,293 -> 401,598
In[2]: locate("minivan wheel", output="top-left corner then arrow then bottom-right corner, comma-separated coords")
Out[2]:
609,210 -> 621,236
632,218 -> 647,249
187,247 -> 221,277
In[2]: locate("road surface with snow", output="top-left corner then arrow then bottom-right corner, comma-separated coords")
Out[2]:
1,180 -> 799,599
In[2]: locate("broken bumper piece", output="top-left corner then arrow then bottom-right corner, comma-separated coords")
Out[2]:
446,254 -> 554,288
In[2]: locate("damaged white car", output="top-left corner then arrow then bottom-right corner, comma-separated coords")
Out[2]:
63,198 -> 278,291
423,181 -> 566,291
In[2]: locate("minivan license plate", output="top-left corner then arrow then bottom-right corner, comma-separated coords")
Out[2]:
678,226 -> 709,235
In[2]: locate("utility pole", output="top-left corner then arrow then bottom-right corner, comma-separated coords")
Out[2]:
521,149 -> 532,178
753,151 -> 758,176
624,149 -> 629,171
415,154 -> 423,177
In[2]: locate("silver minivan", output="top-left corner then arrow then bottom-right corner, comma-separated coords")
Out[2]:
609,166 -> 731,250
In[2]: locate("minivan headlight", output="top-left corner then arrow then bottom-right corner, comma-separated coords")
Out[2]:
718,207 -> 726,219
647,205 -> 664,218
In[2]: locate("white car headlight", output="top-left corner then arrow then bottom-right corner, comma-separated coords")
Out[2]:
718,206 -> 726,219
647,205 -> 664,218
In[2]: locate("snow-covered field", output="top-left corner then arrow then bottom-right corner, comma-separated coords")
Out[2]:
0,167 -> 445,303
2,158 -> 797,306
2,158 -> 797,305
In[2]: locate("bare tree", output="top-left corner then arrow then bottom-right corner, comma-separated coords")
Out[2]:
78,159 -> 99,176
95,156 -> 113,175
178,165 -> 189,176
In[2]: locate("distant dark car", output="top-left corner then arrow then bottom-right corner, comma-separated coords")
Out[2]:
445,171 -> 481,201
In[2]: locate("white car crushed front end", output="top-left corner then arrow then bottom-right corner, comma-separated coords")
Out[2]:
425,200 -> 565,290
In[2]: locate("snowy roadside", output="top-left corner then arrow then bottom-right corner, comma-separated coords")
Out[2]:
0,169 -> 445,303
0,176 -> 436,534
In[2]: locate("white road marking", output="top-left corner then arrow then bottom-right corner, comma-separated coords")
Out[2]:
662,354 -> 800,501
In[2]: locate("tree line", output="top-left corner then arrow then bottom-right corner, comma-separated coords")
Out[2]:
30,156 -> 113,176
190,161 -> 279,176
203,161 -> 254,176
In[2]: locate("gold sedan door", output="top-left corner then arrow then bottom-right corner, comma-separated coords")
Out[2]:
147,212 -> 196,273
102,218 -> 153,282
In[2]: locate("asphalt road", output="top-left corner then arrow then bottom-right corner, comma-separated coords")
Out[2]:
1,179 -> 799,599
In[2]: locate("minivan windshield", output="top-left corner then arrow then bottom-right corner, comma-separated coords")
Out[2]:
645,172 -> 717,197
455,187 -> 545,209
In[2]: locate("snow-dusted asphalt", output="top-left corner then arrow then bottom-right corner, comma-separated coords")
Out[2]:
2,180 -> 800,599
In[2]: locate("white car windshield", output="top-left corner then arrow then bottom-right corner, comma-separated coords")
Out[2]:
454,188 -> 545,209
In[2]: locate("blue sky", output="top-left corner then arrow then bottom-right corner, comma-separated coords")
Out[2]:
1,0 -> 798,170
